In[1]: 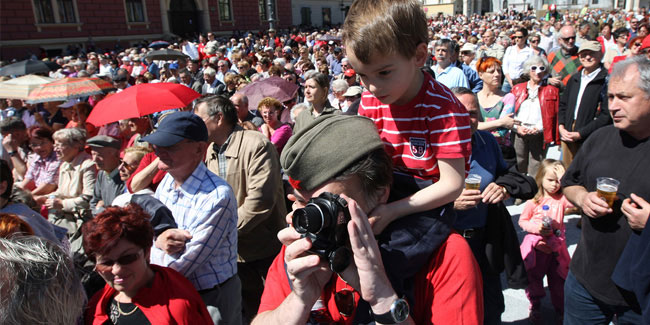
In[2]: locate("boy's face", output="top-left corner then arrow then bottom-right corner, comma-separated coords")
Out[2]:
346,43 -> 428,106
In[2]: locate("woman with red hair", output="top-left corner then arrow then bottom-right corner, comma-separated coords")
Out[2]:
610,36 -> 646,73
475,57 -> 516,161
83,204 -> 211,324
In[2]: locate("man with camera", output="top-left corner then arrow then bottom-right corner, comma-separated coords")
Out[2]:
252,115 -> 483,324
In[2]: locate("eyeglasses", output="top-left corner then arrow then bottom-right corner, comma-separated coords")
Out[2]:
561,36 -> 576,41
29,142 -> 48,148
530,65 -> 546,72
95,251 -> 142,272
530,39 -> 540,43
513,35 -> 525,39
634,42 -> 643,47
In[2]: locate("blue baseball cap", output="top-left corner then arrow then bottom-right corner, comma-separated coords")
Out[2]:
141,111 -> 208,147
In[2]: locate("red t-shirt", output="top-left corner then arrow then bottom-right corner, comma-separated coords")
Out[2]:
358,72 -> 472,181
126,151 -> 167,193
258,233 -> 483,324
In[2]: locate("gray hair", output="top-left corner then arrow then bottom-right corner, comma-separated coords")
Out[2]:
331,79 -> 349,93
611,56 -> 650,98
52,127 -> 87,150
434,38 -> 456,54
203,67 -> 217,77
522,55 -> 550,75
291,103 -> 309,123
195,95 -> 238,126
231,92 -> 249,106
0,236 -> 86,325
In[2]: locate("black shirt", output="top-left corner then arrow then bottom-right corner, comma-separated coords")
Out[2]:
562,125 -> 650,307
107,297 -> 152,325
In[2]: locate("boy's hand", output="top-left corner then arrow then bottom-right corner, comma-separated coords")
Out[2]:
368,203 -> 393,235
622,193 -> 650,231
453,189 -> 482,210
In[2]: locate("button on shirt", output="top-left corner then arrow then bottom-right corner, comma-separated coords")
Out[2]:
150,162 -> 238,291
574,67 -> 602,120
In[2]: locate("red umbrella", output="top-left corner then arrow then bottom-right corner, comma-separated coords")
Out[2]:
86,83 -> 200,126
238,76 -> 299,111
27,77 -> 115,103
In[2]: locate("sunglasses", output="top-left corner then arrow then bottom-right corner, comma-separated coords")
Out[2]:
530,39 -> 540,43
95,251 -> 141,272
530,65 -> 546,72
634,42 -> 643,47
513,35 -> 525,39
561,36 -> 576,41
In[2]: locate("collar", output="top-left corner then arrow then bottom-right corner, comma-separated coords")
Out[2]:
581,66 -> 602,79
170,161 -> 208,195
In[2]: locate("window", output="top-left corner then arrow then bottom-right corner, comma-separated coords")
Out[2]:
300,7 -> 311,25
322,7 -> 331,26
33,0 -> 78,24
259,0 -> 277,21
219,0 -> 232,21
125,0 -> 146,22
571,0 -> 578,4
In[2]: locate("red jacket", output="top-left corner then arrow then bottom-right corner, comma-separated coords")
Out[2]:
511,81 -> 560,147
86,265 -> 212,325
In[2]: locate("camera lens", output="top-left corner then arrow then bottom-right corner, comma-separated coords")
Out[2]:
293,204 -> 327,234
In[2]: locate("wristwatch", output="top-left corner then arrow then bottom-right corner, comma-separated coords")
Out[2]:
7,151 -> 16,157
371,297 -> 409,324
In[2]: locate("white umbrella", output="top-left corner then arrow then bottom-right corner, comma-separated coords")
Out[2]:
0,75 -> 55,100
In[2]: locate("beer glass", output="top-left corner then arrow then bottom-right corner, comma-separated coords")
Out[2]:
596,177 -> 619,208
465,174 -> 482,190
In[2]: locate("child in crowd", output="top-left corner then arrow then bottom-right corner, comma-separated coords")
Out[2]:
341,0 -> 472,233
518,159 -> 572,324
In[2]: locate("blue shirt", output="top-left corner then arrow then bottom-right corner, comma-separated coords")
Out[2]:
454,130 -> 508,229
150,162 -> 238,291
459,62 -> 483,93
434,64 -> 469,89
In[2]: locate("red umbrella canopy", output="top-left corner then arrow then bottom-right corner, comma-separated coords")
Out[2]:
27,77 -> 115,103
238,76 -> 299,111
86,83 -> 200,126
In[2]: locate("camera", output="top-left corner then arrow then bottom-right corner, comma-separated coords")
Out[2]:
292,192 -> 352,273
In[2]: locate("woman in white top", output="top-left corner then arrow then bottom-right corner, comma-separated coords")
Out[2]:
510,55 -> 560,176
502,28 -> 535,93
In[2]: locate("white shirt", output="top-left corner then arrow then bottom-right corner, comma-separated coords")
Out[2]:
574,67 -> 602,120
516,83 -> 544,131
503,46 -> 535,80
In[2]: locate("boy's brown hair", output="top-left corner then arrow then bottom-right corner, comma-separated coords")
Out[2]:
342,0 -> 428,64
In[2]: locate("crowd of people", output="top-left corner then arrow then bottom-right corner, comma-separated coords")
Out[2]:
1,0 -> 650,324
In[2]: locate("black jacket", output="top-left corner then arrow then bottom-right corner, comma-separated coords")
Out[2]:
558,66 -> 611,142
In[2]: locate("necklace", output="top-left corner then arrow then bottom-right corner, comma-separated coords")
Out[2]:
116,301 -> 139,316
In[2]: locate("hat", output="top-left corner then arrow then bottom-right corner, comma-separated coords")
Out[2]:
577,41 -> 602,54
283,46 -> 292,53
268,28 -> 276,33
641,35 -> 650,51
344,69 -> 356,77
168,62 -> 179,70
280,115 -> 384,191
113,74 -> 128,82
264,46 -> 273,51
86,135 -> 121,150
343,86 -> 363,97
460,43 -> 477,53
140,111 -> 208,147
333,47 -> 342,54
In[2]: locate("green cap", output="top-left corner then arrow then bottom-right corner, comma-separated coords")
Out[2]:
281,115 -> 384,191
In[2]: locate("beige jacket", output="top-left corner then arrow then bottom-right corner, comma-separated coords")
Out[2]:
205,127 -> 286,262
53,152 -> 97,213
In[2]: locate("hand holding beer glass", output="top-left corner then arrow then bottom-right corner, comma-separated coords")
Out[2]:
454,174 -> 482,211
579,177 -> 618,218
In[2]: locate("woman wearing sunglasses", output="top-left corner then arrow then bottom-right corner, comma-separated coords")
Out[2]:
510,55 -> 559,176
610,36 -> 646,73
83,204 -> 212,324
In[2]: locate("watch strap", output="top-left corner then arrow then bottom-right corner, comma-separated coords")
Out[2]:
370,297 -> 409,324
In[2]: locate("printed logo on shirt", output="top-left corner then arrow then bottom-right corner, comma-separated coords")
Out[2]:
409,137 -> 427,159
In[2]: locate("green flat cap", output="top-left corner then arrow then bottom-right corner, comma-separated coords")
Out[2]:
281,115 -> 384,191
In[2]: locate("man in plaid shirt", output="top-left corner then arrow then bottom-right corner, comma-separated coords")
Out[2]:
548,26 -> 582,93
143,111 -> 241,324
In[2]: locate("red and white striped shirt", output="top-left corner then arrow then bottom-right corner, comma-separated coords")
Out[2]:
358,73 -> 471,181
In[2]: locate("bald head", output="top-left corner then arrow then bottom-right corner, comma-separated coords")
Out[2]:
559,25 -> 577,53
231,93 -> 250,121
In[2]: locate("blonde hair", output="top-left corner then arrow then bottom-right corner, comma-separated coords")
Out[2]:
533,159 -> 565,203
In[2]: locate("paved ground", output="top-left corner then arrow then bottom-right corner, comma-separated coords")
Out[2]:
501,202 -> 582,324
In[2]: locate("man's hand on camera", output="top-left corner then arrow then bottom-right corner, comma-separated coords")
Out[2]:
342,194 -> 401,317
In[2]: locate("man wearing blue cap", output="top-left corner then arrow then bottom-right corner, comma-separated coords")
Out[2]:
142,111 -> 242,324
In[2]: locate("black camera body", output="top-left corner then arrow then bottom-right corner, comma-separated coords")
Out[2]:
292,192 -> 352,273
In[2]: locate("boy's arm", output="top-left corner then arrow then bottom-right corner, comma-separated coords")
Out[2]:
369,158 -> 464,234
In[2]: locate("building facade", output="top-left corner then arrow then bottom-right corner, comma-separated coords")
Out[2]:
0,0 -> 291,60
290,0 -> 353,27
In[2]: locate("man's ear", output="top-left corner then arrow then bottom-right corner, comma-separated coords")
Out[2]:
378,186 -> 390,205
414,42 -> 429,67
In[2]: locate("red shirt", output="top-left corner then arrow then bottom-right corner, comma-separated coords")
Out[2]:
258,233 -> 483,324
126,151 -> 167,193
358,72 -> 472,180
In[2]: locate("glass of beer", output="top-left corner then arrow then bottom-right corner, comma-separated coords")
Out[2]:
596,177 -> 619,208
465,174 -> 482,190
